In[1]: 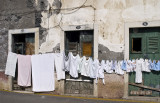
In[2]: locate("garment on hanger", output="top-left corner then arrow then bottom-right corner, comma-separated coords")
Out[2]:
5,52 -> 18,77
17,55 -> 31,86
31,53 -> 55,92
54,53 -> 65,80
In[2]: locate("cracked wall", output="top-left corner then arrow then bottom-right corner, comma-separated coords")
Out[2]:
38,0 -> 160,98
39,0 -> 160,56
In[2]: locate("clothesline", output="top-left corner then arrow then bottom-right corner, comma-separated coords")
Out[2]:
4,52 -> 160,92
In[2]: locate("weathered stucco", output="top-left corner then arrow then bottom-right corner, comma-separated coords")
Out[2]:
98,74 -> 124,99
39,0 -> 160,55
0,0 -> 160,99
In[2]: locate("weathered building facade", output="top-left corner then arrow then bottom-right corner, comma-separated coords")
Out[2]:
0,0 -> 160,101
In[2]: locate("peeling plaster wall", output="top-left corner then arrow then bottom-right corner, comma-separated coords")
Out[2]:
39,0 -> 160,55
0,0 -> 36,90
38,0 -> 160,98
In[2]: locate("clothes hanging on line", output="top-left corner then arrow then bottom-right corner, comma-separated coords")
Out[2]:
5,52 -> 18,77
17,55 -> 31,87
31,53 -> 55,92
54,53 -> 65,80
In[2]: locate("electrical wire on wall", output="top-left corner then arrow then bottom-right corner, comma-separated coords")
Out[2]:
0,0 -> 96,32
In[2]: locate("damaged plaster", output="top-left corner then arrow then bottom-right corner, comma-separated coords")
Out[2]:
98,44 -> 124,60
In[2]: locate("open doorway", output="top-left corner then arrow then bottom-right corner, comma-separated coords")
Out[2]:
64,30 -> 94,95
12,33 -> 35,91
65,30 -> 93,57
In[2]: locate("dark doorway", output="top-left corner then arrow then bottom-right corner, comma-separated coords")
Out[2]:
12,33 -> 35,91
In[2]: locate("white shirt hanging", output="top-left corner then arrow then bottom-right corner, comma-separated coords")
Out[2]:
92,59 -> 99,83
135,58 -> 143,83
142,59 -> 151,72
54,53 -> 65,80
104,60 -> 113,73
69,52 -> 79,78
115,61 -> 124,75
99,60 -> 105,84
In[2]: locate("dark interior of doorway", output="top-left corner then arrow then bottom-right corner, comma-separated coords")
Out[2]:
64,30 -> 94,95
12,33 -> 35,91
65,30 -> 93,57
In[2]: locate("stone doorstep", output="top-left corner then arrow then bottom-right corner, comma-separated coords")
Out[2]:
124,96 -> 160,102
13,90 -> 34,94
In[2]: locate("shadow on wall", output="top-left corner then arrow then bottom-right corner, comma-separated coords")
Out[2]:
98,44 -> 124,60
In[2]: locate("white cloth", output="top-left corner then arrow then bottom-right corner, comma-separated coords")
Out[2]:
69,52 -> 79,78
88,58 -> 96,78
76,55 -> 82,73
115,61 -> 124,75
83,58 -> 92,77
126,60 -> 133,72
80,56 -> 86,76
92,59 -> 99,83
31,54 -> 55,92
142,59 -> 151,72
135,58 -> 143,83
5,52 -> 18,77
63,52 -> 70,72
131,59 -> 136,71
105,60 -> 113,73
17,55 -> 31,86
54,53 -> 65,80
99,60 -> 105,84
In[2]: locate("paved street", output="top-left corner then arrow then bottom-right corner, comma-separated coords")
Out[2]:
0,91 -> 155,103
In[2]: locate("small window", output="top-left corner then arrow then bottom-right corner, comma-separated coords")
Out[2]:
132,38 -> 142,53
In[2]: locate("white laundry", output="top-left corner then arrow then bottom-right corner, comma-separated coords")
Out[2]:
5,52 -> 18,77
84,58 -> 93,77
63,52 -> 70,72
104,60 -> 113,73
17,55 -> 31,87
99,60 -> 105,84
92,59 -> 99,83
135,58 -> 143,83
76,55 -> 82,73
80,56 -> 87,76
126,60 -> 133,72
31,54 -> 55,92
131,59 -> 136,72
142,59 -> 151,72
54,53 -> 65,80
88,58 -> 96,78
69,52 -> 79,78
115,61 -> 124,75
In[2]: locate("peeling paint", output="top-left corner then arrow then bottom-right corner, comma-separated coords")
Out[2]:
98,44 -> 124,60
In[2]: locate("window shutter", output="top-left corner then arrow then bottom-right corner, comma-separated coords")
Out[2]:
147,36 -> 159,53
